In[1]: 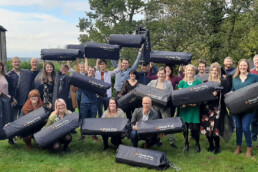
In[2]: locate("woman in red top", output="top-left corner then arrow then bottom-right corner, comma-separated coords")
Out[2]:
22,89 -> 44,149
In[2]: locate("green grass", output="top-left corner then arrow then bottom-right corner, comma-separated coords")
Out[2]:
0,131 -> 258,172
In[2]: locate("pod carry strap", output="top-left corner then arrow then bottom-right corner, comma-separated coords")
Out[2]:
169,163 -> 181,171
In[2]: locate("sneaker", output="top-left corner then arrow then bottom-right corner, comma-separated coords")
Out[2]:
92,135 -> 99,142
8,139 -> 15,145
79,136 -> 86,141
170,143 -> 178,149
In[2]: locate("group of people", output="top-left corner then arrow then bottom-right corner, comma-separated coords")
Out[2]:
1,49 -> 258,157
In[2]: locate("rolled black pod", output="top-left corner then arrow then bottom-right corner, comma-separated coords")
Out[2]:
81,118 -> 130,136
137,117 -> 186,137
34,112 -> 79,147
150,50 -> 192,65
69,73 -> 111,97
17,70 -> 35,107
67,44 -> 86,56
225,82 -> 258,115
51,73 -> 71,109
172,81 -> 223,106
134,84 -> 171,107
109,34 -> 145,48
41,49 -> 83,61
3,107 -> 49,138
116,145 -> 171,170
0,94 -> 13,140
117,88 -> 141,112
135,27 -> 151,63
85,42 -> 120,60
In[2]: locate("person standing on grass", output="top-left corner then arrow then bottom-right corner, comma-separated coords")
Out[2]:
130,96 -> 159,148
30,58 -> 40,77
196,59 -> 209,83
79,66 -> 98,142
117,70 -> 139,121
223,56 -> 236,75
95,59 -> 120,118
136,62 -> 158,85
232,59 -> 258,157
111,46 -> 143,95
250,54 -> 258,141
7,56 -> 21,119
0,61 -> 15,145
101,98 -> 126,150
200,63 -> 231,155
178,64 -> 202,153
147,67 -> 177,149
39,62 -> 56,110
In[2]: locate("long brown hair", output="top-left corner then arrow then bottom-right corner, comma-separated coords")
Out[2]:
233,59 -> 250,78
42,62 -> 56,83
0,61 -> 5,75
107,98 -> 118,115
208,62 -> 221,83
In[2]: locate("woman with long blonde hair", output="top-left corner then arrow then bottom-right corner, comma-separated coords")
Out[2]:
232,59 -> 258,157
178,64 -> 202,152
200,62 -> 231,154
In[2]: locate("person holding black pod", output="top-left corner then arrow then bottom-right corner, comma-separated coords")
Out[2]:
43,98 -> 72,152
232,59 -> 258,157
101,98 -> 126,150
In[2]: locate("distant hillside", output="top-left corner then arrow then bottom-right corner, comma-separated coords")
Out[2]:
7,57 -> 40,62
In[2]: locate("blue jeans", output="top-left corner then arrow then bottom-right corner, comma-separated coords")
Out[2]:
80,103 -> 97,120
130,129 -> 158,148
234,112 -> 255,147
97,97 -> 109,118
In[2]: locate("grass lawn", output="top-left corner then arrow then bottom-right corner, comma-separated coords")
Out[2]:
0,130 -> 258,172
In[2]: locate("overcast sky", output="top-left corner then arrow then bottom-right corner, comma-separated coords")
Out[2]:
0,0 -> 90,58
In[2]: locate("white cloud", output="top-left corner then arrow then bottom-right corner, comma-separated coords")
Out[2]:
0,8 -> 81,57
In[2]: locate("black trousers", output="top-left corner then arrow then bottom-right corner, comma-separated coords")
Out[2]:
102,135 -> 122,148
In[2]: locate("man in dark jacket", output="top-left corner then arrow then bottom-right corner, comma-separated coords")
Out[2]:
131,96 -> 159,148
136,62 -> 158,85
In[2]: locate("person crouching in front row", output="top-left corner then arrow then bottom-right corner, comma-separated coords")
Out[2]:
43,98 -> 72,152
130,96 -> 159,148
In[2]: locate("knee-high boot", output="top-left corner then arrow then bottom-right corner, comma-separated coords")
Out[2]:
207,136 -> 214,152
214,136 -> 221,154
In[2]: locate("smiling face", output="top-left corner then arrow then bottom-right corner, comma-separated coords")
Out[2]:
30,58 -> 38,70
109,99 -> 117,111
87,67 -> 96,77
142,97 -> 152,113
129,72 -> 136,80
99,62 -> 107,71
210,67 -> 218,78
141,64 -> 149,73
56,101 -> 66,113
198,63 -> 206,74
61,66 -> 69,75
253,56 -> 258,68
165,66 -> 172,76
224,58 -> 233,69
239,61 -> 248,74
157,69 -> 166,80
122,60 -> 129,70
11,59 -> 21,70
30,96 -> 39,104
45,64 -> 53,74
186,66 -> 195,78
79,64 -> 86,74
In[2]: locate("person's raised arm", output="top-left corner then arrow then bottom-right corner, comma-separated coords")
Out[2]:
131,45 -> 144,71
96,59 -> 100,70
148,63 -> 158,80
85,57 -> 89,71
111,60 -> 118,68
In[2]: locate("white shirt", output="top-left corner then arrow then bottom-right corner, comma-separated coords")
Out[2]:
142,110 -> 150,121
95,68 -> 119,98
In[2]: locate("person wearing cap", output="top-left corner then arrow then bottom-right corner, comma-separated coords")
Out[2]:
136,62 -> 158,85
